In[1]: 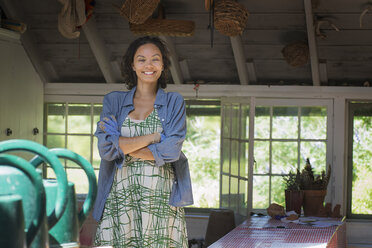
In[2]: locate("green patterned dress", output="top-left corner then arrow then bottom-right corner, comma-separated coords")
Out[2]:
95,109 -> 188,248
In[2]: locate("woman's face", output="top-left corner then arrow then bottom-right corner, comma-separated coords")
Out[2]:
132,43 -> 164,86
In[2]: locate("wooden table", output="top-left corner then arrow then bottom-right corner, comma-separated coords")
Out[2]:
209,216 -> 346,248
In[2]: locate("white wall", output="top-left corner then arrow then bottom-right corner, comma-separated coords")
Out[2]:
0,28 -> 44,149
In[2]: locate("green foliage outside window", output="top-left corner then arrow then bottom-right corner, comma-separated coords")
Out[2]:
352,116 -> 372,214
183,115 -> 220,208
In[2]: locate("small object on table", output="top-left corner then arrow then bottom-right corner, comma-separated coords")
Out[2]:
266,203 -> 285,218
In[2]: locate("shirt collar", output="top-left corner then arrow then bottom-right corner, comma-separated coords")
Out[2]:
122,86 -> 136,107
154,88 -> 166,106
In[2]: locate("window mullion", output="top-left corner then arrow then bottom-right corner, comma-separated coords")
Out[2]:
247,97 -> 255,215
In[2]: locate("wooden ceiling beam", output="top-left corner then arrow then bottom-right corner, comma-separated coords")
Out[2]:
0,0 -> 50,84
179,59 -> 192,82
230,35 -> 250,85
82,16 -> 120,84
246,61 -> 257,84
304,0 -> 321,86
159,36 -> 184,84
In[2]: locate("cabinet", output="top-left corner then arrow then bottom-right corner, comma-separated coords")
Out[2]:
0,28 -> 43,144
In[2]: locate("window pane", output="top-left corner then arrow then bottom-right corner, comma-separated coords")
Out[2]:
254,141 -> 270,174
272,141 -> 298,174
230,177 -> 239,213
231,140 -> 239,176
46,134 -> 65,149
222,104 -> 231,138
271,176 -> 285,206
253,176 -> 269,209
255,106 -> 270,139
184,108 -> 220,208
239,142 -> 248,178
93,105 -> 102,130
67,104 -> 91,134
92,136 -> 100,169
240,105 -> 249,140
222,138 -> 230,174
46,103 -> 66,133
239,179 -> 248,216
352,115 -> 372,215
221,175 -> 230,208
66,136 -> 91,168
231,104 -> 240,139
66,168 -> 89,194
272,107 -> 298,139
300,141 -> 326,173
301,107 -> 327,139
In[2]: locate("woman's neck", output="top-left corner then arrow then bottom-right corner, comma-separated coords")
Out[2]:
135,83 -> 158,100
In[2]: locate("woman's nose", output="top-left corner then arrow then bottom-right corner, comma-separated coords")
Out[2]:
144,60 -> 154,67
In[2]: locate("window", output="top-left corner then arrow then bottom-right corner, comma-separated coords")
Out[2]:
347,102 -> 372,218
44,101 -> 221,204
183,100 -> 221,208
44,103 -> 101,193
221,98 -> 332,221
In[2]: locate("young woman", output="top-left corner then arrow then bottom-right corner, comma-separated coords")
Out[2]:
93,36 -> 193,248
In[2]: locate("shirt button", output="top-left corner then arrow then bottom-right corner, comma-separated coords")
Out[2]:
161,119 -> 164,121
154,104 -> 157,108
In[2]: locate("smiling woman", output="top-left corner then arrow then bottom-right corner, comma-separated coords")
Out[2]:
93,36 -> 191,248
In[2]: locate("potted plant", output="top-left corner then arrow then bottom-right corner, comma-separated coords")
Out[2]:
299,158 -> 331,216
283,169 -> 303,215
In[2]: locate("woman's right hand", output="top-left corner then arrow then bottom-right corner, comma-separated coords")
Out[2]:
99,115 -> 120,136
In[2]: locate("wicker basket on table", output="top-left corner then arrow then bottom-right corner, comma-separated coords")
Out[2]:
282,41 -> 310,67
130,18 -> 195,37
214,0 -> 249,36
120,0 -> 160,24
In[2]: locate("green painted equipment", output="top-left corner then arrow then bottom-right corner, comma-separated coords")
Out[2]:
30,148 -> 97,247
0,154 -> 46,248
0,139 -> 69,248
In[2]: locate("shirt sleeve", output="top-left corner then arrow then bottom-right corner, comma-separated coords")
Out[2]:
94,93 -> 125,162
148,93 -> 186,166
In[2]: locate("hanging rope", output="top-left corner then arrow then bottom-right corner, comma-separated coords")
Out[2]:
207,0 -> 215,48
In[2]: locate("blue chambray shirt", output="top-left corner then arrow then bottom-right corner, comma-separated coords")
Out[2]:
92,86 -> 193,221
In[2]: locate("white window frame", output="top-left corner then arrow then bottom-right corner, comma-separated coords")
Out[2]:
220,97 -> 333,219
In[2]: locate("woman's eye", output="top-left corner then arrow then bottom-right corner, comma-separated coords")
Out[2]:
138,59 -> 145,62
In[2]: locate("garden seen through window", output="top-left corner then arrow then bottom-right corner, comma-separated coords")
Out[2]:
44,99 -> 372,217
44,101 -> 221,209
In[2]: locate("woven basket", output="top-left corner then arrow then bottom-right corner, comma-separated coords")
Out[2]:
214,0 -> 249,36
120,0 -> 160,24
130,19 -> 195,37
282,41 -> 309,67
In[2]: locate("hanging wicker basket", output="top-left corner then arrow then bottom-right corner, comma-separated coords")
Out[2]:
130,18 -> 195,37
120,0 -> 160,24
282,41 -> 309,67
214,0 -> 249,36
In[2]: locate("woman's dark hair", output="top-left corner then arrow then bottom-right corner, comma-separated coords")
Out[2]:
121,36 -> 171,90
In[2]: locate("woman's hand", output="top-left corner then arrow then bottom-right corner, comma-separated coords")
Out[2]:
99,115 -> 120,136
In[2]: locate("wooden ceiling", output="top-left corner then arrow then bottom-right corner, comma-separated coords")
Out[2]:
2,0 -> 372,87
